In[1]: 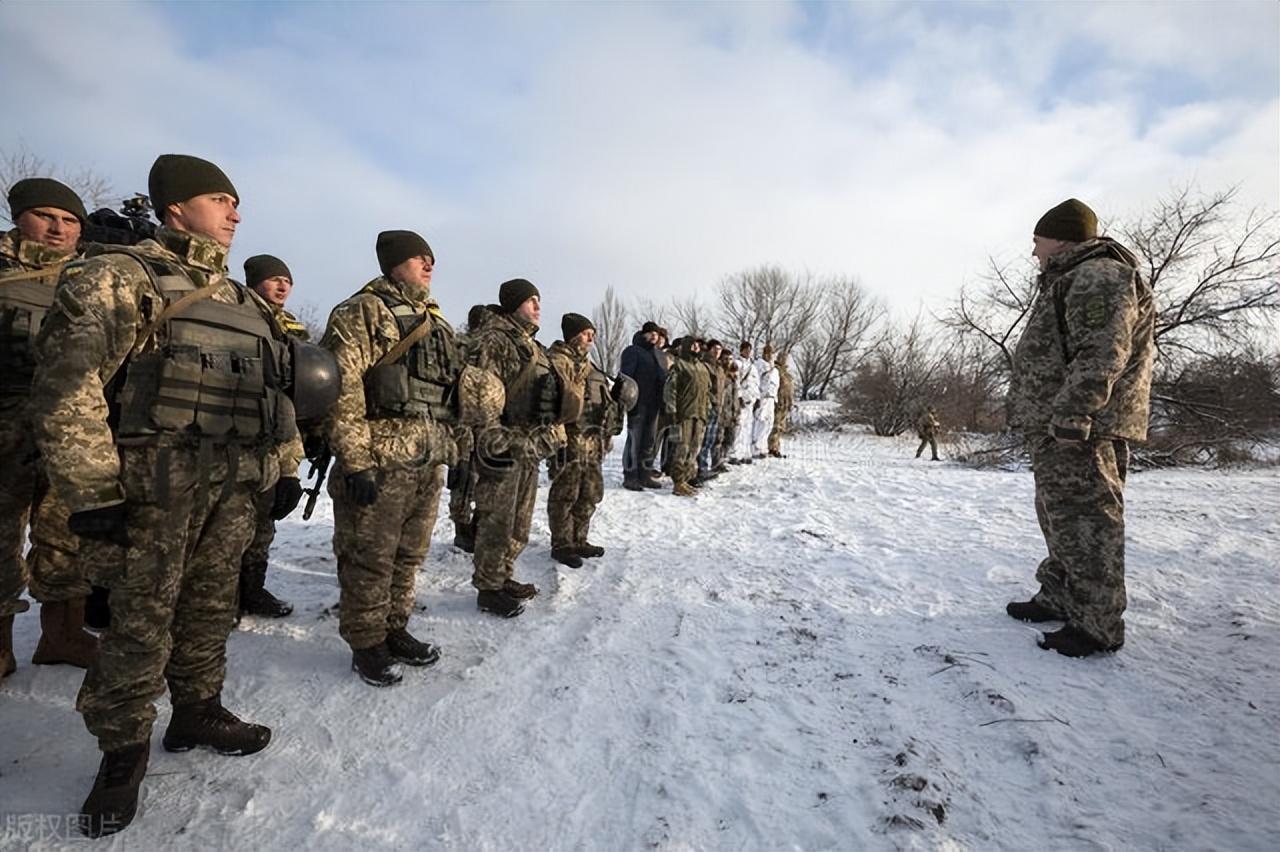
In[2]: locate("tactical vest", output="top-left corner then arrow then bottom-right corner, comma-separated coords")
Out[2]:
363,291 -> 460,423
501,331 -> 563,428
106,249 -> 294,444
581,364 -> 619,434
0,264 -> 62,397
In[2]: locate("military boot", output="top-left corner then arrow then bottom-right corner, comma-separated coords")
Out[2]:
477,589 -> 525,618
32,598 -> 99,668
238,561 -> 293,618
1005,599 -> 1063,623
551,546 -> 584,568
386,628 -> 441,667
162,694 -> 272,755
642,473 -> 664,489
502,578 -> 539,600
352,642 -> 403,687
85,585 -> 111,630
1039,624 -> 1123,657
672,481 -> 696,497
80,742 -> 149,838
576,542 -> 605,558
1,614 -> 16,679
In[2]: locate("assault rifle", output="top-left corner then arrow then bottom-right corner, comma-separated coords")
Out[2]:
302,441 -> 333,521
82,193 -> 159,247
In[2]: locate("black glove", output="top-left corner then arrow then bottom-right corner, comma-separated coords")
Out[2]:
303,433 -> 328,462
69,503 -> 131,548
346,468 -> 380,507
270,476 -> 304,520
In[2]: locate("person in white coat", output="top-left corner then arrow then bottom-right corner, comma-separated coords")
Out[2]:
731,341 -> 759,464
752,344 -> 780,458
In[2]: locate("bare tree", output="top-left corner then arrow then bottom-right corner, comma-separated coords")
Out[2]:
630,297 -> 671,334
838,313 -> 949,436
714,264 -> 822,354
792,275 -> 884,399
942,256 -> 1038,376
590,285 -> 628,373
670,294 -> 713,340
290,302 -> 327,340
1,143 -> 115,221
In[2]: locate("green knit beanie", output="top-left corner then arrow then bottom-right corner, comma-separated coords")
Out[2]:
1034,198 -> 1097,242
148,154 -> 238,215
244,254 -> 292,287
7,177 -> 87,222
499,278 -> 540,313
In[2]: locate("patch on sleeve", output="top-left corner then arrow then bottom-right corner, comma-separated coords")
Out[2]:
1083,295 -> 1109,329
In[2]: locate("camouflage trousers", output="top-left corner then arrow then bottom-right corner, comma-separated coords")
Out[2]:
239,486 -> 277,571
331,463 -> 444,651
1030,438 -> 1129,648
471,453 -> 540,591
915,435 -> 938,460
769,407 -> 790,454
547,438 -> 605,550
0,409 -> 86,616
671,418 -> 706,486
78,443 -> 259,750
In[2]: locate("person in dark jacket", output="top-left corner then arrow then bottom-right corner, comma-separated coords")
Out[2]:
619,321 -> 666,490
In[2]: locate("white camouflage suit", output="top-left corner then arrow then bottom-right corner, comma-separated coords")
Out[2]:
751,356 -> 779,456
731,355 -> 759,462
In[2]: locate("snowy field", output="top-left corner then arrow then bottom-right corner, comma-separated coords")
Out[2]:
2,409 -> 1278,851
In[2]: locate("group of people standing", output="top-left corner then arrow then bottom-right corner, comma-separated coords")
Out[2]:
618,327 -> 795,496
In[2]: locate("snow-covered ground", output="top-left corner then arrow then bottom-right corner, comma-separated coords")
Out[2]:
3,411 -> 1278,850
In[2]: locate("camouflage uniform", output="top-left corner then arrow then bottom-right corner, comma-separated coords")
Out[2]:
696,353 -> 722,476
31,227 -> 302,750
769,357 -> 794,455
447,325 -> 484,538
469,312 -> 567,591
546,341 -> 615,550
322,277 -> 458,651
717,361 -> 739,465
915,408 -> 940,460
1,230 -> 87,622
1009,237 -> 1155,649
664,340 -> 711,489
239,307 -> 309,604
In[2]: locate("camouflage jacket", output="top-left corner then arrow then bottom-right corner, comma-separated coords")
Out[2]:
776,363 -> 795,412
320,276 -> 456,474
916,411 -> 939,439
664,341 -> 711,421
30,227 -> 302,514
468,310 -> 565,460
1,229 -> 80,410
274,305 -> 311,341
548,339 -> 609,461
1010,238 -> 1155,442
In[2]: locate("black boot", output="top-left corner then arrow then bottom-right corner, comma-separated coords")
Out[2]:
386,628 -> 440,667
1039,624 -> 1122,657
162,694 -> 272,755
1006,599 -> 1063,623
623,478 -> 645,492
85,585 -> 111,630
238,561 -> 293,618
80,742 -> 149,838
502,578 -> 539,600
576,542 -> 605,558
552,546 -> 583,568
477,590 -> 525,618
351,642 -> 403,687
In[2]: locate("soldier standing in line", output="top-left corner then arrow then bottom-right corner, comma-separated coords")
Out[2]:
0,178 -> 97,677
769,350 -> 794,459
321,230 -> 458,687
32,155 -> 313,836
914,405 -> 941,461
546,313 -> 625,567
730,341 -> 759,465
751,344 -> 779,460
447,303 -> 494,553
236,254 -> 307,618
694,339 -> 723,485
715,353 -> 739,472
469,279 -> 580,617
664,337 -> 710,497
1006,198 -> 1155,657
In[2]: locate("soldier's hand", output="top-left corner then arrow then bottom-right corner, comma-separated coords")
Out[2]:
346,469 -> 380,507
271,476 -> 304,520
68,503 -> 131,549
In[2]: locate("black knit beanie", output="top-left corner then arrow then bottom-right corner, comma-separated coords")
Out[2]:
641,320 -> 660,334
1034,198 -> 1097,242
149,154 -> 238,214
498,278 -> 540,313
7,177 -> 87,223
376,230 -> 433,276
244,254 -> 292,287
561,312 -> 595,341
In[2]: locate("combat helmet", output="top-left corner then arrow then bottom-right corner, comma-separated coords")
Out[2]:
610,373 -> 639,413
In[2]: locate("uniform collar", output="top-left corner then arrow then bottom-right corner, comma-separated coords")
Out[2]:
2,228 -> 76,269
153,227 -> 229,273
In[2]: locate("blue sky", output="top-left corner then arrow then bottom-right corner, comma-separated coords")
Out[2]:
2,1 -> 1276,336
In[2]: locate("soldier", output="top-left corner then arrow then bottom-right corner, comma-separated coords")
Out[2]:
32,155 -> 313,836
663,337 -> 710,497
769,350 -> 795,458
321,229 -> 460,687
715,352 -> 739,471
0,178 -> 97,678
1006,198 -> 1155,657
730,341 -> 759,464
469,279 -> 578,617
236,254 -> 307,618
547,313 -> 624,567
446,304 -> 494,553
914,405 -> 940,461
752,344 -> 779,459
694,339 -> 723,484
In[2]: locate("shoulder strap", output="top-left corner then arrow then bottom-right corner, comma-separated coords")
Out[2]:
374,309 -> 433,368
0,263 -> 69,286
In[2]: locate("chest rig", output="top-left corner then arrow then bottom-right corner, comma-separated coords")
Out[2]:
363,290 -> 460,423
108,249 -> 294,445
